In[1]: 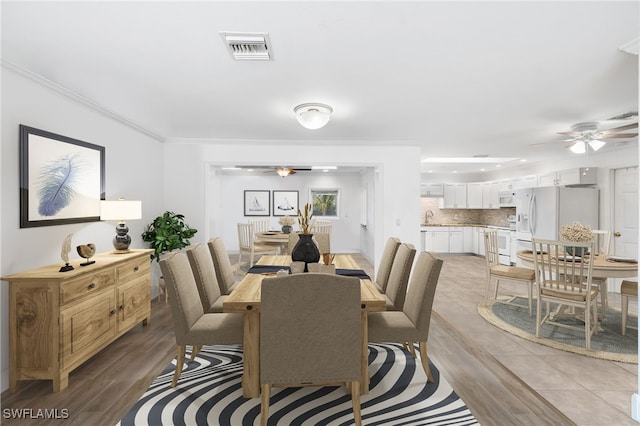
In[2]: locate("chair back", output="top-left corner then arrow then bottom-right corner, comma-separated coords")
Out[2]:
159,252 -> 204,344
237,223 -> 256,250
186,243 -> 222,312
375,237 -> 401,292
591,230 -> 612,255
310,220 -> 332,235
403,252 -> 444,337
249,219 -> 270,234
483,229 -> 500,268
532,238 -> 595,296
260,273 -> 361,384
313,233 -> 330,254
385,243 -> 417,310
207,237 -> 237,294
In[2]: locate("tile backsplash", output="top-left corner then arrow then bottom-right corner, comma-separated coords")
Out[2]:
420,197 -> 515,227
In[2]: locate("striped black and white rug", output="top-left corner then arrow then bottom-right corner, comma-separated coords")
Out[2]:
118,343 -> 478,425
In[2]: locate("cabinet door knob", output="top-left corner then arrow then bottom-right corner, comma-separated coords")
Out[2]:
110,309 -> 117,316
119,304 -> 125,311
88,283 -> 96,290
133,266 -> 139,272
614,231 -> 622,237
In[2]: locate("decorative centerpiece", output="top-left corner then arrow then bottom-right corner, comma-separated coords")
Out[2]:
560,221 -> 593,256
291,203 -> 320,271
59,233 -> 75,272
278,215 -> 295,234
76,243 -> 97,266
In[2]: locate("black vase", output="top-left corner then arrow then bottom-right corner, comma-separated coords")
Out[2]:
291,233 -> 320,271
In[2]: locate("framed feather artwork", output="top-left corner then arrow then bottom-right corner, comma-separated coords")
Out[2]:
19,125 -> 105,228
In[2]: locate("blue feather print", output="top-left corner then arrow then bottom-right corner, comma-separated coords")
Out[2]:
37,154 -> 81,216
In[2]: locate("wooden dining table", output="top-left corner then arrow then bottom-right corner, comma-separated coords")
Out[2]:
256,231 -> 290,254
223,254 -> 386,398
516,250 -> 638,279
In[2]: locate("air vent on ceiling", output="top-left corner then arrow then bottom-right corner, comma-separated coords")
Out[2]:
220,32 -> 272,61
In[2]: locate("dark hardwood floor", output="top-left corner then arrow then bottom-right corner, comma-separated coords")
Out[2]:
1,255 -> 574,426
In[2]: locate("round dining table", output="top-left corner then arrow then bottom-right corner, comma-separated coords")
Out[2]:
516,250 -> 638,279
256,231 -> 291,254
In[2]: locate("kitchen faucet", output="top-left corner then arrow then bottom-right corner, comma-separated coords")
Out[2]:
425,210 -> 434,224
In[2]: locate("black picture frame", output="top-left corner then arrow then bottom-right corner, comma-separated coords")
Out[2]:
272,190 -> 299,216
19,125 -> 105,228
244,190 -> 270,216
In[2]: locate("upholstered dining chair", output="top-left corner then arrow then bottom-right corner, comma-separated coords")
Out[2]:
383,243 -> 416,311
207,237 -> 239,295
260,273 -> 362,426
374,237 -> 401,293
484,229 -> 536,316
186,243 -> 227,313
237,223 -> 279,271
368,251 -> 444,382
621,280 -> 638,336
159,251 -> 243,387
532,238 -> 597,350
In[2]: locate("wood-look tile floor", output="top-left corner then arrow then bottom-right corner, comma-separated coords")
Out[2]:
1,253 -> 636,425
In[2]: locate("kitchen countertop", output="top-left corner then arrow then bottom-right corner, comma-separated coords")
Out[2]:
420,223 -> 511,230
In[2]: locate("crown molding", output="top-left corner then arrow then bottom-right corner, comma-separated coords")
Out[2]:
2,59 -> 165,142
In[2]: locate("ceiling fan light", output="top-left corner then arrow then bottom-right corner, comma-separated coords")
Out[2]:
570,140 -> 586,154
276,167 -> 292,177
588,139 -> 605,151
294,103 -> 332,129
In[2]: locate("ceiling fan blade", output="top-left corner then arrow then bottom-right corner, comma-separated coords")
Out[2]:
604,122 -> 638,132
557,131 -> 581,136
600,133 -> 638,139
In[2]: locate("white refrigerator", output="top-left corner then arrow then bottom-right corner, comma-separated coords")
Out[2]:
514,186 -> 599,264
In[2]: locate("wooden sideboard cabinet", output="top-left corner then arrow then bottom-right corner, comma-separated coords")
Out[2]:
1,249 -> 153,392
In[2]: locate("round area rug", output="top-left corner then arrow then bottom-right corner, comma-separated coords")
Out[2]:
478,296 -> 638,363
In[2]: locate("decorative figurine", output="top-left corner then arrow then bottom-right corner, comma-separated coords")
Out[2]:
59,233 -> 75,272
77,243 -> 97,266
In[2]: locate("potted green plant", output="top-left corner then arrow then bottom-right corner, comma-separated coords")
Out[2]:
141,211 -> 198,262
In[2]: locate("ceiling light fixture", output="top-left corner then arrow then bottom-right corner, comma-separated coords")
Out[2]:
570,138 -> 605,154
276,167 -> 292,177
294,103 -> 333,129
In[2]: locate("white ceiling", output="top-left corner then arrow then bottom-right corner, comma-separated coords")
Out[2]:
2,1 -> 638,174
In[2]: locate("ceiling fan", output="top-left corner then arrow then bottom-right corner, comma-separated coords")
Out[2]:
235,165 -> 313,177
557,120 -> 638,154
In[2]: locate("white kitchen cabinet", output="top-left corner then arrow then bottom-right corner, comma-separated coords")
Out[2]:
498,179 -> 514,192
420,183 -> 444,197
476,227 -> 487,256
443,184 -> 467,209
482,181 -> 500,209
538,167 -> 597,187
423,227 -> 450,253
466,183 -> 483,209
463,227 -> 474,252
513,174 -> 537,189
449,227 -> 464,253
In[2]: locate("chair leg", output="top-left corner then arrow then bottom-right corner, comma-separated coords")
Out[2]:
351,380 -> 362,426
585,303 -> 591,351
419,341 -> 434,382
403,342 -> 417,357
190,345 -> 201,362
601,281 -> 608,320
494,278 -> 500,300
535,296 -> 542,338
527,281 -> 533,316
622,294 -> 629,336
172,345 -> 186,387
260,383 -> 271,426
485,276 -> 491,300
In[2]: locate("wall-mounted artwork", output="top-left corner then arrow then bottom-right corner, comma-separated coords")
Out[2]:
19,125 -> 105,228
273,190 -> 299,216
310,188 -> 340,218
244,190 -> 270,216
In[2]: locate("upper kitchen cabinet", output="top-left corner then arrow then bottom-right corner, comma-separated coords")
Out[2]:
443,183 -> 467,208
482,181 -> 500,209
512,174 -> 538,189
466,183 -> 483,209
538,167 -> 597,187
420,183 -> 444,197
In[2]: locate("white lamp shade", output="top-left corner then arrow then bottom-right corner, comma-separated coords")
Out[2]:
100,200 -> 142,221
588,139 -> 605,151
569,140 -> 586,154
294,103 -> 332,130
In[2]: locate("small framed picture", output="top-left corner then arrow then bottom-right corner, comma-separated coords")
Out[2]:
273,190 -> 299,216
244,190 -> 270,216
310,188 -> 340,218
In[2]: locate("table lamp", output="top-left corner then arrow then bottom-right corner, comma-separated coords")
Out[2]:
100,198 -> 142,253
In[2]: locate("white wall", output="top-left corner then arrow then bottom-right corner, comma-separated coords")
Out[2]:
164,141 -> 422,270
0,68 -> 165,392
